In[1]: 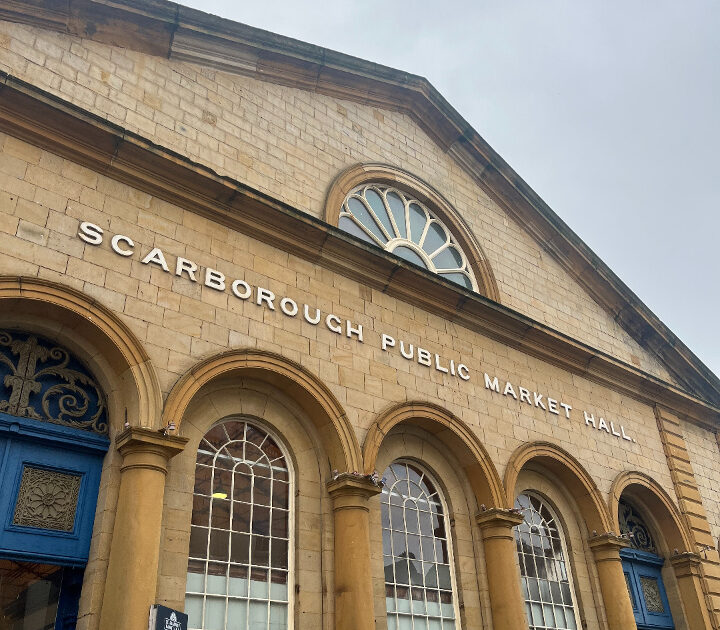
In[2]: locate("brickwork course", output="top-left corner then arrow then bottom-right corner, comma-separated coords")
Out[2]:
0,2 -> 718,630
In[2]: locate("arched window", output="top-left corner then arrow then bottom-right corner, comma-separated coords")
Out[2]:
339,184 -> 478,291
185,419 -> 292,630
514,493 -> 579,630
381,461 -> 459,630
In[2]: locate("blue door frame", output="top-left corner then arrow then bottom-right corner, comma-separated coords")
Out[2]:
621,548 -> 674,630
0,412 -> 109,565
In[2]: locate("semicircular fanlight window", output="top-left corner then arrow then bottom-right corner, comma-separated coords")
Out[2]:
339,185 -> 478,291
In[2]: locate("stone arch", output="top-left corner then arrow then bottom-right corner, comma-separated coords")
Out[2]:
0,276 -> 162,431
610,471 -> 693,553
363,401 -> 506,508
504,441 -> 612,534
162,349 -> 362,473
325,163 -> 500,301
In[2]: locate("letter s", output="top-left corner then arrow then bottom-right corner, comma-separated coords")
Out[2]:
78,221 -> 104,245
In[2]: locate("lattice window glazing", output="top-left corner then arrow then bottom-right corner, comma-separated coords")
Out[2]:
339,184 -> 478,291
185,420 -> 292,630
514,493 -> 579,630
381,461 -> 458,630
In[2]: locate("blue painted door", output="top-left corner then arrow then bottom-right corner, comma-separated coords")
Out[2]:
622,548 -> 674,630
0,413 -> 108,628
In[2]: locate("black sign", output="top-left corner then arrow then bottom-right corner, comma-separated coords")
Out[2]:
149,605 -> 188,630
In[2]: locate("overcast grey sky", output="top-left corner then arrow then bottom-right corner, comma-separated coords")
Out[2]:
178,0 -> 720,378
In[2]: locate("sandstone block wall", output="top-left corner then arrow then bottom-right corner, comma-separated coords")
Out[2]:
0,21 -> 678,383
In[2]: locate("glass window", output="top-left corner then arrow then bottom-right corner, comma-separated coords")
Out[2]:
338,185 -> 478,292
382,461 -> 459,630
185,420 -> 292,630
514,493 -> 579,630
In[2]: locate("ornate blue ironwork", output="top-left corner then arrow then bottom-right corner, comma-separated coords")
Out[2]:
0,331 -> 107,434
619,499 -> 658,554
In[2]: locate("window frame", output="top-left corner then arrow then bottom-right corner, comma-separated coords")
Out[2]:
324,163 -> 501,302
339,184 -> 479,292
185,416 -> 296,630
381,458 -> 463,629
514,490 -> 582,630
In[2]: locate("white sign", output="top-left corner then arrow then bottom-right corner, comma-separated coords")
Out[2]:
78,222 -> 635,442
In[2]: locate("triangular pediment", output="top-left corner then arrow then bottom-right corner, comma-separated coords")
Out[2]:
0,0 -> 717,407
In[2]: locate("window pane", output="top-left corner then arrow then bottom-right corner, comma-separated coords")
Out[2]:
381,461 -> 457,627
514,492 -> 579,630
365,187 -> 394,236
393,245 -> 428,269
185,420 -> 291,629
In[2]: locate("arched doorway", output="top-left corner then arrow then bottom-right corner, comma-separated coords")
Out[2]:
619,498 -> 675,630
0,330 -> 110,629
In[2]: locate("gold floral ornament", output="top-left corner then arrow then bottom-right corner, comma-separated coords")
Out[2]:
13,466 -> 82,532
0,331 -> 107,434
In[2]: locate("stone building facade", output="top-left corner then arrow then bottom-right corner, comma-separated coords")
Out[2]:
0,2 -> 718,629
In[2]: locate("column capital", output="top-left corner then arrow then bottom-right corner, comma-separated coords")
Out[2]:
476,508 -> 524,541
588,533 -> 630,561
670,551 -> 703,577
327,474 -> 383,510
116,427 -> 188,474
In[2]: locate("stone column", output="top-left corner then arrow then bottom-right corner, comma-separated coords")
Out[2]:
327,474 -> 382,630
476,508 -> 527,630
588,533 -> 637,630
99,427 -> 187,630
671,552 -> 714,629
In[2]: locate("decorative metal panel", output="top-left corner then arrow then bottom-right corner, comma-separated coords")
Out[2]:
640,576 -> 665,614
619,499 -> 658,553
0,331 -> 107,434
13,466 -> 82,532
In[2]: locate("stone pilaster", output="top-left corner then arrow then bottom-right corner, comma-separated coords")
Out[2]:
327,474 -> 383,630
99,427 -> 187,630
672,552 -> 715,629
588,533 -> 637,630
655,406 -> 720,627
476,508 -> 527,630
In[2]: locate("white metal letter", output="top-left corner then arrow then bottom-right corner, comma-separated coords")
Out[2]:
382,334 -> 396,351
231,280 -> 252,299
346,321 -> 363,342
303,305 -> 321,325
111,234 -> 134,256
141,247 -> 169,272
484,373 -> 500,392
257,288 -> 276,310
205,268 -> 225,291
78,221 -> 103,245
326,314 -> 342,334
280,298 -> 299,317
176,257 -> 198,281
